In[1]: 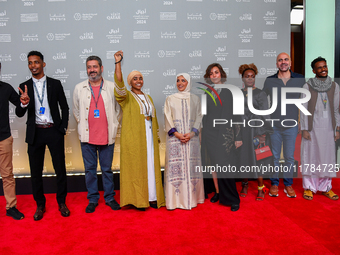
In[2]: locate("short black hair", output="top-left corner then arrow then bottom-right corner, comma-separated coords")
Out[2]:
86,56 -> 102,67
311,56 -> 326,69
27,51 -> 44,62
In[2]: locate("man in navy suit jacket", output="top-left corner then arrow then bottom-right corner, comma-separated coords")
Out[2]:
16,51 -> 70,221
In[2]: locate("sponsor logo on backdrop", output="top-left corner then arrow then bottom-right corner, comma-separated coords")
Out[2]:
9,105 -> 15,117
260,67 -> 277,76
22,0 -> 35,7
52,68 -> 69,84
22,34 -> 39,42
189,50 -> 202,58
107,12 -> 121,20
49,14 -> 66,21
187,13 -> 202,20
239,13 -> 252,21
66,161 -> 75,170
163,69 -> 176,77
263,50 -> 277,57
238,49 -> 253,57
46,33 -> 70,41
162,84 -> 176,96
48,0 -> 65,2
210,13 -> 231,20
0,54 -> 11,61
214,46 -> 228,61
20,13 -> 38,22
161,31 -> 176,39
236,0 -> 250,2
263,10 -> 277,25
108,71 -> 114,78
66,128 -> 75,136
239,28 -> 253,43
80,71 -> 87,79
209,12 -> 231,20
80,32 -> 94,40
142,88 -> 151,95
0,10 -> 9,26
214,32 -> 228,39
106,28 -> 122,43
214,0 -> 228,2
160,12 -> 176,20
13,149 -> 19,157
20,53 -> 27,61
0,73 -> 16,82
264,0 -> 276,3
106,50 -> 116,60
79,47 -> 93,63
184,31 -> 206,39
134,51 -> 150,58
64,90 -> 70,99
74,13 -> 97,21
134,9 -> 149,24
263,31 -> 277,39
139,70 -> 154,77
223,68 -> 230,76
53,52 -> 67,60
158,50 -> 180,58
65,147 -> 72,154
133,31 -> 150,39
188,65 -> 204,79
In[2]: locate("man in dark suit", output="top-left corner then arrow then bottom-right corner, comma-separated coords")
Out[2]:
16,51 -> 70,221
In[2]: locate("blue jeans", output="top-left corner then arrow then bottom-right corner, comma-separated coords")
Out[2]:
270,126 -> 298,187
81,143 -> 115,203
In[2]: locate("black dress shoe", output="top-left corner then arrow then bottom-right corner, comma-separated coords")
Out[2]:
231,204 -> 240,212
210,192 -> 219,203
59,203 -> 70,217
34,205 -> 46,221
106,200 -> 121,211
149,202 -> 158,209
85,203 -> 98,213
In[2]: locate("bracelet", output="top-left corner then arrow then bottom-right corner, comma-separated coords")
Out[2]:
115,54 -> 123,64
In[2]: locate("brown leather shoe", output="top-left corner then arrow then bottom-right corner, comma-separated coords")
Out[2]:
34,205 -> 46,221
269,185 -> 279,197
284,186 -> 296,198
59,203 -> 70,217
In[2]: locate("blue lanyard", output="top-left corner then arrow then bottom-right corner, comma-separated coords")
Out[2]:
33,80 -> 46,107
88,80 -> 103,109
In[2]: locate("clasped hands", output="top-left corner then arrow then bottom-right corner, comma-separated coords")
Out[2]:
174,131 -> 195,143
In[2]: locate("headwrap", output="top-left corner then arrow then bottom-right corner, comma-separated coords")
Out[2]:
127,70 -> 143,86
307,76 -> 332,92
173,73 -> 191,99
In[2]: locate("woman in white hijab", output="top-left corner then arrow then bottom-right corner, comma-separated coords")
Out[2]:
164,73 -> 205,210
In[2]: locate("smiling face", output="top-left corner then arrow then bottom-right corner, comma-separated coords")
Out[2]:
176,75 -> 188,92
28,55 -> 46,79
130,75 -> 144,93
209,66 -> 222,84
313,60 -> 328,78
276,53 -> 291,73
242,69 -> 256,88
87,60 -> 103,82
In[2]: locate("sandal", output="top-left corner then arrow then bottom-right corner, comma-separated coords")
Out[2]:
240,182 -> 248,197
256,185 -> 268,201
322,190 -> 339,200
303,189 -> 313,200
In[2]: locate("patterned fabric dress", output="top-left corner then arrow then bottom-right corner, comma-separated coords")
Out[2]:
164,91 -> 204,210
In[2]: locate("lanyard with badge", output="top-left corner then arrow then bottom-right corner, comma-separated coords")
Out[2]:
89,80 -> 103,118
33,80 -> 46,115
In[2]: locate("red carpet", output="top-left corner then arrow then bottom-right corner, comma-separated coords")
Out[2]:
1,178 -> 340,255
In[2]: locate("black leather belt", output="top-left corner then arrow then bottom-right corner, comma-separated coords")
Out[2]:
36,123 -> 54,128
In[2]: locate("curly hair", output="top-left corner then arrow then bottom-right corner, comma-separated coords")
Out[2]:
203,63 -> 227,84
238,63 -> 258,77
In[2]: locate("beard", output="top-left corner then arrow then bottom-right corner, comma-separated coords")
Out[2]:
88,70 -> 102,82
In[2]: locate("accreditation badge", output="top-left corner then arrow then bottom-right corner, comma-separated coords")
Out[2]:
39,107 -> 45,115
94,109 -> 100,118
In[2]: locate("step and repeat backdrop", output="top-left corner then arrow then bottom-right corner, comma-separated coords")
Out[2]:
0,0 -> 289,176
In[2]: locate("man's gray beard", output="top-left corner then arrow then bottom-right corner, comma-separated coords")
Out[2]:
88,74 -> 102,82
